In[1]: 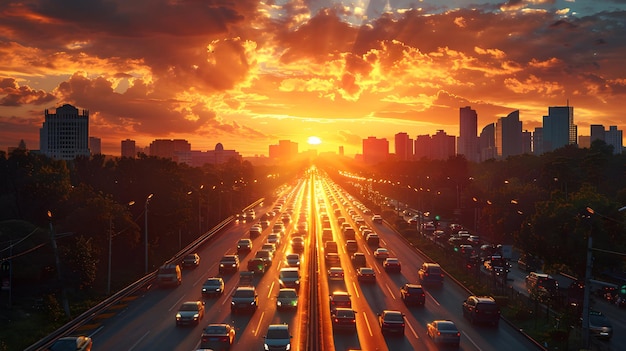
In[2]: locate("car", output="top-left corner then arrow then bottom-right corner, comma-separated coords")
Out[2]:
267,233 -> 281,246
250,226 -> 262,238
462,296 -> 500,326
219,255 -> 240,274
156,263 -> 182,287
328,267 -> 345,280
343,227 -> 356,240
332,308 -> 357,331
372,214 -> 383,223
373,247 -> 390,260
202,277 -> 225,297
426,320 -> 461,346
279,267 -> 301,289
378,310 -> 405,335
272,223 -> 285,236
325,241 -> 338,254
284,253 -> 300,268
345,240 -> 358,253
366,233 -> 380,247
291,236 -> 305,252
418,262 -> 444,285
325,252 -> 340,265
276,288 -> 299,310
263,324 -> 292,351
383,257 -> 401,272
230,286 -> 258,313
182,253 -> 200,268
589,310 -> 613,340
322,228 -> 333,241
400,283 -> 425,306
48,336 -> 92,351
525,272 -> 558,299
261,243 -> 277,256
247,257 -> 267,273
237,239 -> 253,254
329,291 -> 352,313
201,323 -> 236,350
175,300 -> 205,326
244,209 -> 256,220
254,249 -> 273,267
260,219 -> 271,229
351,252 -> 367,267
357,267 -> 376,283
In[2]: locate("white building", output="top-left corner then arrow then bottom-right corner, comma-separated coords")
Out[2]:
40,104 -> 90,160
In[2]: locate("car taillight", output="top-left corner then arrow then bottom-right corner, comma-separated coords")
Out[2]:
436,331 -> 441,336
456,332 -> 461,337
221,336 -> 229,341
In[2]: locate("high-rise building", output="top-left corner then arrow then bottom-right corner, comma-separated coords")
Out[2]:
431,130 -> 456,160
605,126 -> 623,154
590,124 -> 606,142
362,136 -> 389,164
479,123 -> 496,161
542,105 -> 576,152
149,139 -> 191,162
89,137 -> 101,155
190,143 -> 242,167
394,132 -> 413,161
496,110 -> 523,159
522,130 -> 532,154
533,127 -> 543,155
414,135 -> 431,160
269,140 -> 298,159
458,106 -> 479,162
39,104 -> 90,160
121,139 -> 136,158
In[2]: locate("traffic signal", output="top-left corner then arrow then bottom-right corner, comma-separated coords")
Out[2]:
433,215 -> 440,228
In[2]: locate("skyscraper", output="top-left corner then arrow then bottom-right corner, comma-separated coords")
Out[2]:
479,123 -> 496,161
362,136 -> 389,164
542,105 -> 576,152
394,132 -> 413,161
269,140 -> 298,159
121,139 -> 136,158
590,124 -> 606,142
605,126 -> 623,154
458,106 -> 479,162
40,104 -> 90,160
89,137 -> 101,155
496,110 -> 523,159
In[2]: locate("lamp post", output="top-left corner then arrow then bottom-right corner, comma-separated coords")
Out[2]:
47,211 -> 70,318
144,193 -> 154,274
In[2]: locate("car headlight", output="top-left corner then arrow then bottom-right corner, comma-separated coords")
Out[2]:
251,300 -> 256,305
286,344 -> 291,350
277,301 -> 282,306
202,288 -> 207,292
264,344 -> 269,351
231,301 -> 235,305
176,313 -> 181,319
193,313 -> 199,320
220,264 -> 225,267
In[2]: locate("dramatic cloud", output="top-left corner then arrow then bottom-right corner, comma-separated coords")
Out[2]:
0,0 -> 624,156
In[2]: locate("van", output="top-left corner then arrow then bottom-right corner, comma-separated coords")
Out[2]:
156,264 -> 182,287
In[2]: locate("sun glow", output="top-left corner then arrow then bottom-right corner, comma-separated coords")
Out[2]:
307,136 -> 322,145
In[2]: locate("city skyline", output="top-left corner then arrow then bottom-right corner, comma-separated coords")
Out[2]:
1,0 -> 625,157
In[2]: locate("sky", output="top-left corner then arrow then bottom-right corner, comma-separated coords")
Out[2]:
1,0 -> 625,157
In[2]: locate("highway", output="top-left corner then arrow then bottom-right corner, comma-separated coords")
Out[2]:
87,169 -> 542,351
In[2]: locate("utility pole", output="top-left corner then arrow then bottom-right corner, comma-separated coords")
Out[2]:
48,211 -> 71,318
144,194 -> 153,275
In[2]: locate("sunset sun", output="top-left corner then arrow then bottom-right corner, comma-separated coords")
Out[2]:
307,136 -> 322,145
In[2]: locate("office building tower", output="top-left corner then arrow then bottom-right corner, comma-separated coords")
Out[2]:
89,137 -> 101,155
496,110 -> 523,159
578,135 -> 591,149
40,104 -> 90,160
431,130 -> 456,160
394,132 -> 413,161
522,130 -> 532,154
362,136 -> 389,164
149,139 -> 191,162
479,123 -> 496,161
269,140 -> 298,159
605,126 -> 623,154
590,124 -> 606,142
458,106 -> 480,162
121,139 -> 136,158
542,105 -> 576,152
414,135 -> 431,160
533,127 -> 543,155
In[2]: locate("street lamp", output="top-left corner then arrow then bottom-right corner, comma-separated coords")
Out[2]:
144,193 -> 154,275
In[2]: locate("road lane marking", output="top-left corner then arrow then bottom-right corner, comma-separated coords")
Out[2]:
267,281 -> 275,299
425,290 -> 440,306
406,320 -> 419,340
352,281 -> 360,298
222,285 -> 237,306
169,295 -> 185,311
363,312 -> 373,336
254,311 -> 265,337
463,331 -> 482,350
385,283 -> 396,299
128,330 -> 150,351
193,274 -> 204,287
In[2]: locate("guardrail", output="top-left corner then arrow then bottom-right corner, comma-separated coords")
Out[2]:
26,198 -> 265,351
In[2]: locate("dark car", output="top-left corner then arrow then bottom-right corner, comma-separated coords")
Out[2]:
175,300 -> 205,326
525,272 -> 558,299
254,250 -> 273,267
48,336 -> 92,351
418,262 -> 444,286
357,267 -> 376,283
400,283 -> 425,306
427,320 -> 461,346
201,323 -> 236,350
230,286 -> 258,313
237,239 -> 253,254
332,308 -> 357,331
383,257 -> 401,272
201,277 -> 225,298
462,296 -> 500,326
366,233 -> 380,247
589,310 -> 613,340
219,255 -> 240,274
247,257 -> 267,274
329,291 -> 352,313
351,252 -> 367,268
378,310 -> 405,335
182,253 -> 200,268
